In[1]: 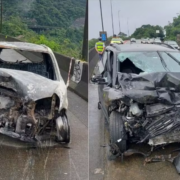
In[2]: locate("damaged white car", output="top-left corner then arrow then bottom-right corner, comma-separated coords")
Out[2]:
0,42 -> 70,144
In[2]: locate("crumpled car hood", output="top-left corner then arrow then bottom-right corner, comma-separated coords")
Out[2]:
0,68 -> 68,110
116,72 -> 180,105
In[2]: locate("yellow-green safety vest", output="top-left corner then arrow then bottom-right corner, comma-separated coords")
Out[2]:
96,41 -> 104,52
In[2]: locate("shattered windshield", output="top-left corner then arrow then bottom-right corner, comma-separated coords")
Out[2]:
118,51 -> 180,74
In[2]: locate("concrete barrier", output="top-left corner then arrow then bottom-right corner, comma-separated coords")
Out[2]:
54,53 -> 88,100
0,34 -> 88,101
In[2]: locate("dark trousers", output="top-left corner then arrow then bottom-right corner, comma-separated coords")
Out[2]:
98,53 -> 103,61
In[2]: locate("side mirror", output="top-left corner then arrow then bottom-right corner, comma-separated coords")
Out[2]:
91,75 -> 108,84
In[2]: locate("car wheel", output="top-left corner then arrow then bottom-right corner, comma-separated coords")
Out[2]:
98,101 -> 101,109
109,111 -> 127,153
56,114 -> 70,144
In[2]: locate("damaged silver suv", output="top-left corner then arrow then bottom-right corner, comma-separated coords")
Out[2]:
0,42 -> 70,144
92,43 -> 180,158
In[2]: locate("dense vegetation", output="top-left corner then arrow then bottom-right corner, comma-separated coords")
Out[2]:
131,17 -> 180,42
164,16 -> 180,41
131,25 -> 164,39
3,0 -> 85,27
2,0 -> 86,59
89,38 -> 98,50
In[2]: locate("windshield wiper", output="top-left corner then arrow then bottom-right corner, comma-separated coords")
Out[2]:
157,51 -> 169,71
166,52 -> 180,66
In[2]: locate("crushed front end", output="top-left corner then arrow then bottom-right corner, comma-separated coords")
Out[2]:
0,68 -> 69,144
106,72 -> 180,152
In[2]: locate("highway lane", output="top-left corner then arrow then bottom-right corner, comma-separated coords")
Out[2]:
89,41 -> 180,180
0,49 -> 88,180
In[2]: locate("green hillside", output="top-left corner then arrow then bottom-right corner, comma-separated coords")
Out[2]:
3,0 -> 85,27
2,0 -> 86,59
131,24 -> 164,39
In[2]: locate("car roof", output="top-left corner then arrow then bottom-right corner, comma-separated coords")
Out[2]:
107,44 -> 178,52
0,41 -> 49,53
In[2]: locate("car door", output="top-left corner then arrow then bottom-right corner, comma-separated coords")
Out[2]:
98,50 -> 113,120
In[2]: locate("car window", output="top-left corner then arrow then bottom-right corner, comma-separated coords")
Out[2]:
98,50 -> 113,85
98,51 -> 108,74
117,51 -> 166,73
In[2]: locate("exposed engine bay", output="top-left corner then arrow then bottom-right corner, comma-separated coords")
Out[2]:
0,68 -> 69,144
0,93 -> 59,142
114,101 -> 180,146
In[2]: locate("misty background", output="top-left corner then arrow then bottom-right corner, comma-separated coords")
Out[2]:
89,0 -> 180,39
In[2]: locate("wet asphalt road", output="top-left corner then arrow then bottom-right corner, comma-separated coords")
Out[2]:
89,41 -> 180,180
0,49 -> 88,180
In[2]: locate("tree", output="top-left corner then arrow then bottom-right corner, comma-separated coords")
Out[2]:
131,24 -> 164,39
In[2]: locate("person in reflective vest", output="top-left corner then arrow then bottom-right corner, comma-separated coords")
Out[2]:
95,37 -> 105,61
